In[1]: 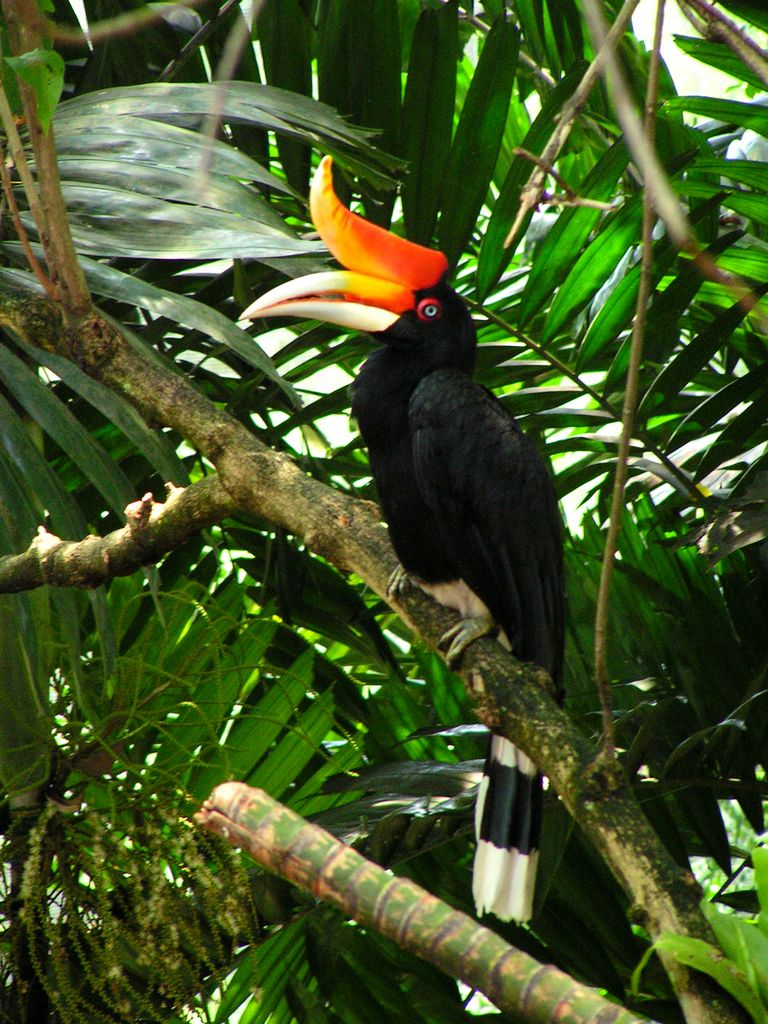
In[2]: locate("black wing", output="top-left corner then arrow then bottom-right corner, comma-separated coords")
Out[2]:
409,368 -> 564,687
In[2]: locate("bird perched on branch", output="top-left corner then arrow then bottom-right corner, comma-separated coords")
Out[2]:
242,156 -> 564,922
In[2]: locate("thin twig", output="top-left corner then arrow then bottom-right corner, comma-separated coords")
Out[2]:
593,0 -> 667,758
504,0 -> 642,249
676,0 -> 768,88
0,83 -> 49,244
512,148 -> 616,210
457,5 -> 558,89
157,0 -> 243,83
0,141 -> 57,300
52,0 -> 210,47
2,0 -> 92,323
195,1 -> 264,188
471,301 -> 704,505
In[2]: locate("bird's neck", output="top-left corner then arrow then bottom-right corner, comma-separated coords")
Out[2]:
352,346 -> 464,447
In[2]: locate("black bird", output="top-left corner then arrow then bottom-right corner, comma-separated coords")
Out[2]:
242,157 -> 564,921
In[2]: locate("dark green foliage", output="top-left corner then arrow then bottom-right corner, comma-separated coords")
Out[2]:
0,2 -> 766,1022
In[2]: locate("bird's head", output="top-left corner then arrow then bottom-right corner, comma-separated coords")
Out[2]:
242,157 -> 475,369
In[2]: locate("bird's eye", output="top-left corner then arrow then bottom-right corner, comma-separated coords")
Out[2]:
416,297 -> 442,322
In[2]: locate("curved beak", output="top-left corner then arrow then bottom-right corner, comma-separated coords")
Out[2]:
241,156 -> 448,332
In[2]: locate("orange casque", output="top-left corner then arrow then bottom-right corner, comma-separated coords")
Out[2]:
308,155 -> 448,307
241,156 -> 449,329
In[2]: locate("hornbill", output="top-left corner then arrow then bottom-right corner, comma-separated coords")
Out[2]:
242,157 -> 564,922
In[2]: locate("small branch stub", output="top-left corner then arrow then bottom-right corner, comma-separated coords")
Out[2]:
0,476 -> 237,593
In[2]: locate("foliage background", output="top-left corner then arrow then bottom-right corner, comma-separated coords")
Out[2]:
0,0 -> 767,1022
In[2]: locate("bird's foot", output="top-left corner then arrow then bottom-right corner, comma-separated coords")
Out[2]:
386,563 -> 411,600
440,612 -> 496,667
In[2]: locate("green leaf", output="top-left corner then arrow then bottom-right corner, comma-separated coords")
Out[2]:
641,227 -> 745,371
695,379 -> 768,482
663,96 -> 768,136
673,36 -> 767,92
542,197 -> 643,344
671,360 -> 768,448
516,139 -> 630,327
316,0 -> 402,224
257,0 -> 313,192
0,595 -> 53,798
316,0 -> 401,159
49,183 -> 320,260
0,390 -> 87,539
54,81 -> 392,175
401,2 -> 458,245
0,253 -> 301,407
717,0 -> 768,31
690,158 -> 768,195
594,199 -> 733,387
10,333 -> 187,485
674,179 -> 768,227
436,16 -> 520,267
0,344 -> 137,517
639,284 -> 768,421
4,47 -> 64,133
755,847 -> 768,936
635,934 -> 768,1023
53,113 -> 299,196
701,900 -> 768,1010
476,62 -> 586,298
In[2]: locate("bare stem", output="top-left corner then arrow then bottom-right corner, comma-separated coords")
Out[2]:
0,139 -> 57,299
0,83 -> 49,245
2,0 -> 92,323
504,0 -> 641,249
593,0 -> 666,758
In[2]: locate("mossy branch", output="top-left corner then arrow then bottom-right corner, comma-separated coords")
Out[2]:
0,282 -> 741,1024
0,478 -> 236,593
0,10 -> 744,1016
197,782 -> 655,1024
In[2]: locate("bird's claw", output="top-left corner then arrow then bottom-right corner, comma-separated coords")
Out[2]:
386,563 -> 411,600
439,613 -> 496,668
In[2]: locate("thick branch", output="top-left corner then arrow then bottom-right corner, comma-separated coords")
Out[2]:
0,477 -> 236,593
0,287 -> 737,1024
198,782 -> 654,1024
0,10 -> 748,1018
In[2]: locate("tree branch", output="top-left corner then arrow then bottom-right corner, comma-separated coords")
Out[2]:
504,0 -> 641,249
0,285 -> 739,1024
1,0 -> 92,323
0,13 -> 746,1008
0,477 -> 236,594
197,782 -> 654,1024
594,0 -> 666,759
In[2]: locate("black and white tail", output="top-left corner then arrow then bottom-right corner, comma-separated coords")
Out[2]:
472,733 -> 542,922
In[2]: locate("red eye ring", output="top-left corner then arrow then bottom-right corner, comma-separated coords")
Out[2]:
416,297 -> 442,321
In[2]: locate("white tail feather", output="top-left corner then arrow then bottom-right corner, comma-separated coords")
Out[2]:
473,843 -> 539,921
473,735 -> 540,922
